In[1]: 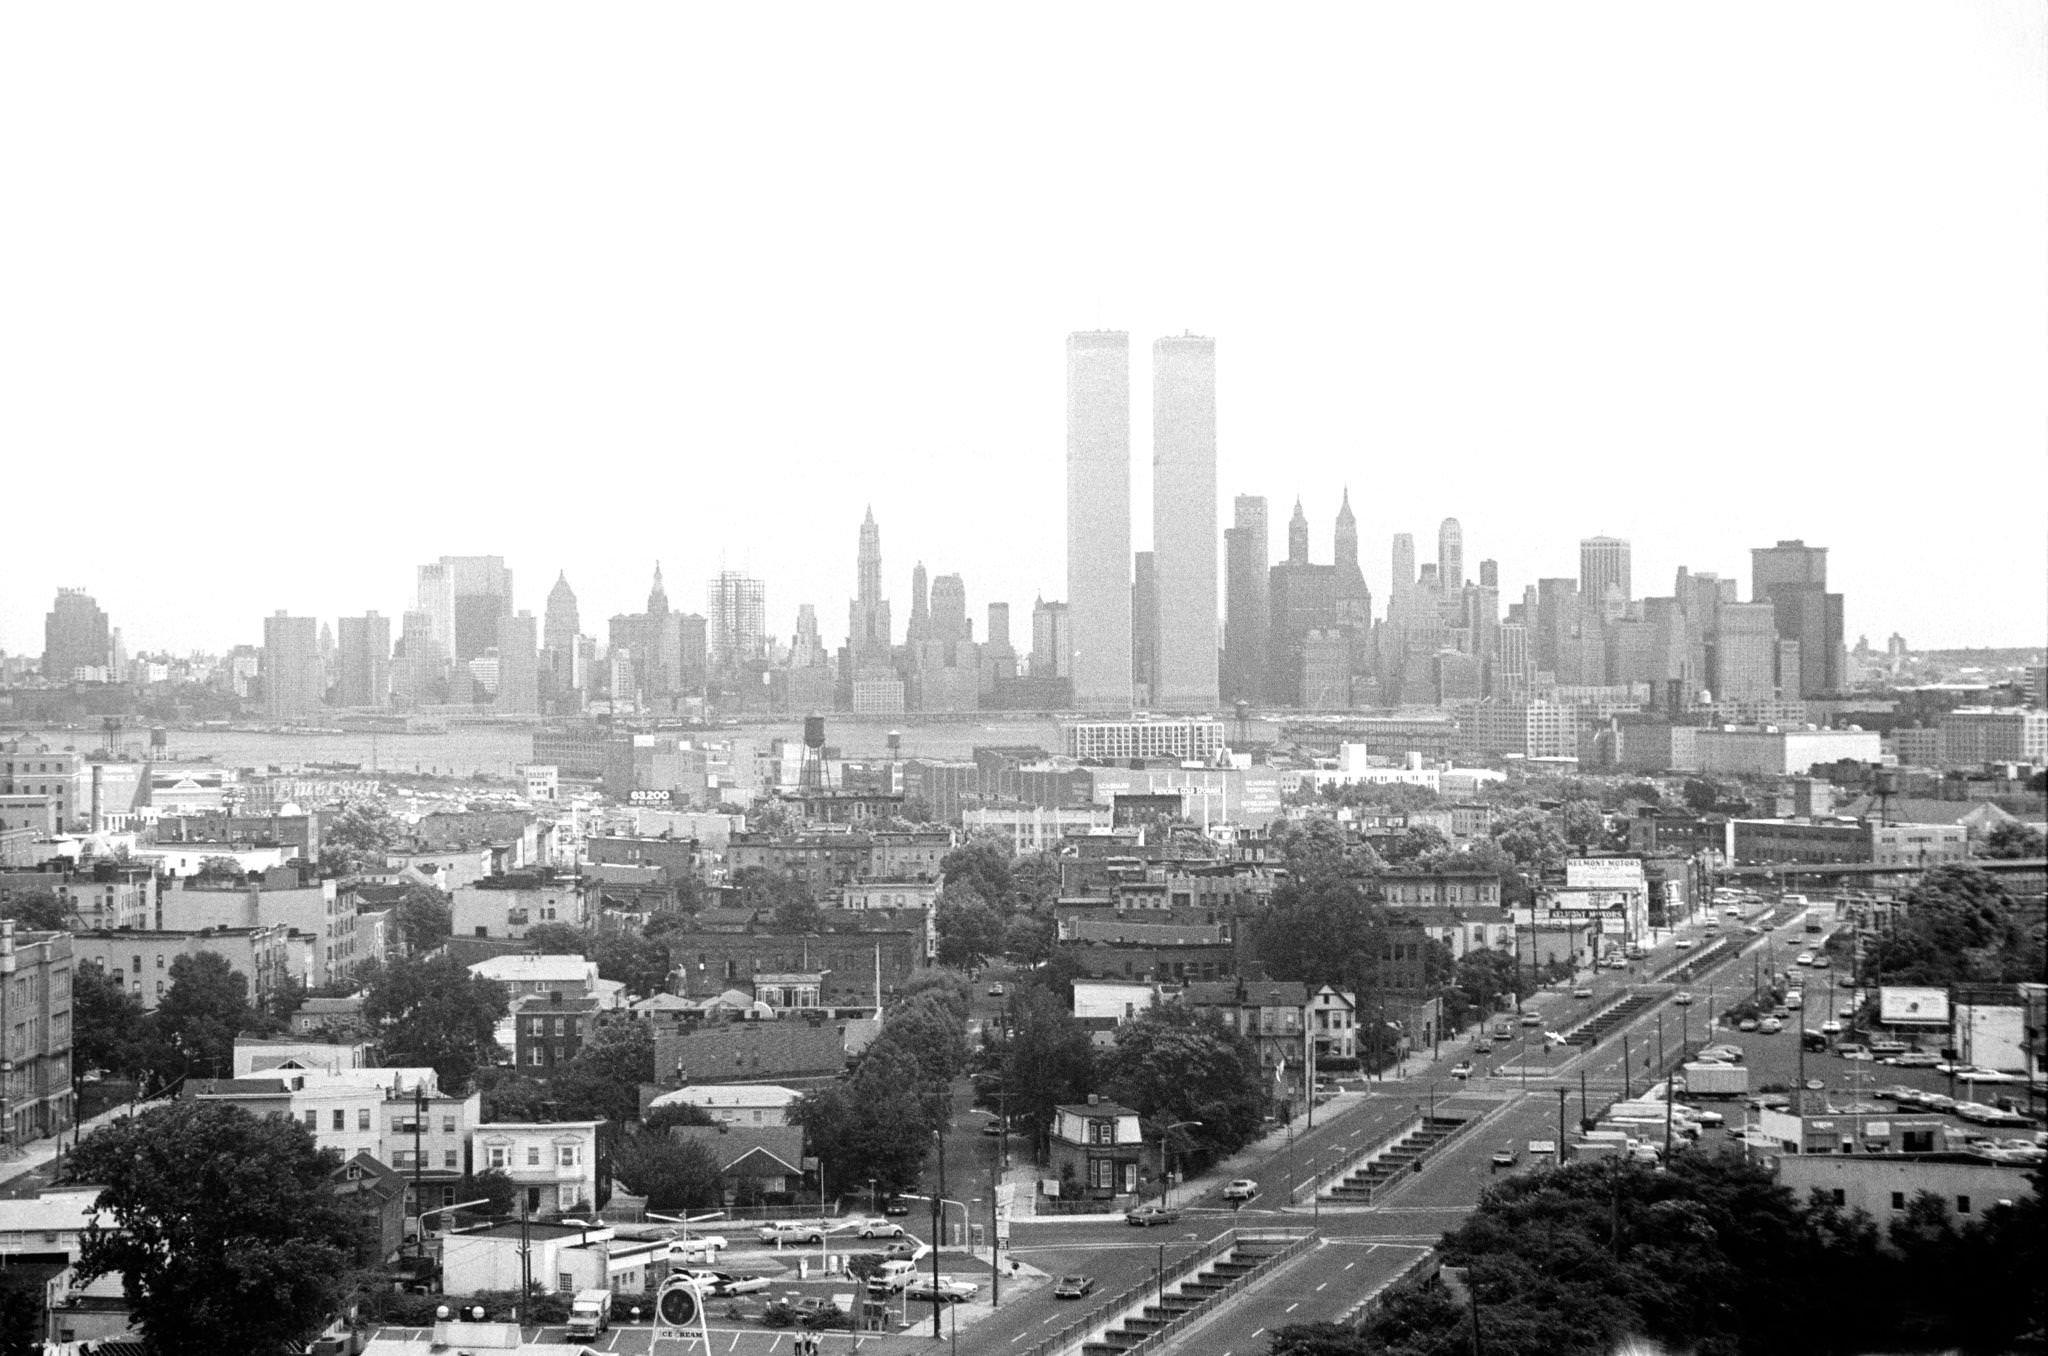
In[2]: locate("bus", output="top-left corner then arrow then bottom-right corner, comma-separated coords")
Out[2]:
1804,910 -> 1822,935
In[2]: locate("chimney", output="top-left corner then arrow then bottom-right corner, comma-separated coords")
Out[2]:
1086,1092 -> 1099,1106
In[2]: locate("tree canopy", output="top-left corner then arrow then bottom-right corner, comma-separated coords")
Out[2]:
392,883 -> 453,954
1099,1004 -> 1266,1169
1866,864 -> 2038,985
72,962 -> 149,1080
151,951 -> 259,1082
935,889 -> 1004,971
611,1133 -> 725,1212
319,799 -> 398,878
362,953 -> 509,1092
0,887 -> 68,931
69,1101 -> 360,1356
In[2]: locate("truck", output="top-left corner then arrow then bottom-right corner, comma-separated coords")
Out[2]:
1527,1138 -> 1558,1161
1679,1061 -> 1749,1099
1572,1133 -> 1630,1162
565,1289 -> 612,1341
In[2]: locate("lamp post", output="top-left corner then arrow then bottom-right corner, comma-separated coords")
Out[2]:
1158,1120 -> 1202,1209
416,1197 -> 490,1287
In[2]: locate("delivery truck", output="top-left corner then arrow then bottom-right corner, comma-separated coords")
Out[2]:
1679,1061 -> 1749,1099
566,1289 -> 612,1341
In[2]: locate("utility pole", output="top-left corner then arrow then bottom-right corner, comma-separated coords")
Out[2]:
411,1084 -> 427,1258
1557,1087 -> 1567,1154
931,1130 -> 945,1339
989,1163 -> 1001,1308
1622,1033 -> 1632,1100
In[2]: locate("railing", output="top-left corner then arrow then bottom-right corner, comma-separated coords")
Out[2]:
1335,1247 -> 1438,1327
1116,1230 -> 1317,1355
1343,1110 -> 1493,1206
1288,1117 -> 1421,1205
1012,1227 -> 1258,1356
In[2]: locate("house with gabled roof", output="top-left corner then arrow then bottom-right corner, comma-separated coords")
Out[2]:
670,1125 -> 807,1201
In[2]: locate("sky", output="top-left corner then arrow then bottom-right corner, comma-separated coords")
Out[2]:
2,2 -> 2043,658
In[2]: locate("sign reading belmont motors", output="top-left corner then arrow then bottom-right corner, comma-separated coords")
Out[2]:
1565,857 -> 1646,890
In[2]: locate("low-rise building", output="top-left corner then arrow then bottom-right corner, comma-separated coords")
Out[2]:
645,1082 -> 801,1127
451,872 -> 590,940
72,924 -> 292,1012
467,954 -> 601,1002
1,922 -> 74,1143
513,993 -> 607,1070
441,1221 -> 666,1296
470,1120 -> 605,1216
1775,1151 -> 2035,1228
670,1125 -> 806,1201
1048,1096 -> 1146,1202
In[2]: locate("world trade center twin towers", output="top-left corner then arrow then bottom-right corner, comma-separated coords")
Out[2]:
1066,330 -> 1218,713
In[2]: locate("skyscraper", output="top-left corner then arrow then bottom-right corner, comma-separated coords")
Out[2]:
1333,491 -> 1360,585
986,603 -> 1013,656
1223,495 -> 1271,705
1288,499 -> 1311,565
1150,333 -> 1219,710
415,556 -> 514,663
1750,540 -> 1842,697
262,612 -> 323,718
1580,536 -> 1632,612
705,571 -> 766,674
42,588 -> 111,681
543,571 -> 582,694
1031,598 -> 1071,680
1389,534 -> 1416,617
1131,551 -> 1158,700
907,562 -> 931,646
335,613 -> 392,708
496,611 -> 540,713
930,573 -> 968,645
1067,331 -> 1132,711
1437,519 -> 1464,595
847,507 -> 893,666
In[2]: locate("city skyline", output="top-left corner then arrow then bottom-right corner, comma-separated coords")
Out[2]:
3,5 -> 2042,655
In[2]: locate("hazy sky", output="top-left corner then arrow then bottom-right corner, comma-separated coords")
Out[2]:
3,2 -> 2043,658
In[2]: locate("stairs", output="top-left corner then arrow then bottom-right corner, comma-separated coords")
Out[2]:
1565,991 -> 1662,1048
1324,1115 -> 1467,1202
1077,1240 -> 1300,1356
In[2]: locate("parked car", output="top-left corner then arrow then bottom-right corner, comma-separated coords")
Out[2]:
1053,1275 -> 1097,1300
664,1234 -> 729,1257
1519,1012 -> 1542,1027
1795,952 -> 1815,967
1700,1044 -> 1745,1064
1222,1179 -> 1259,1201
1885,1051 -> 1941,1068
1955,1102 -> 2032,1127
1673,992 -> 1694,1006
686,1271 -> 769,1297
1759,1018 -> 1783,1034
1572,986 -> 1594,999
857,1219 -> 907,1239
1674,939 -> 1694,950
1126,1204 -> 1182,1227
759,1221 -> 826,1245
988,983 -> 1005,997
1737,1018 -> 1759,1032
1940,1065 -> 2020,1084
1474,1038 -> 1494,1054
881,1240 -> 927,1262
766,1295 -> 842,1324
882,1199 -> 911,1216
1451,1060 -> 1474,1080
905,1276 -> 979,1303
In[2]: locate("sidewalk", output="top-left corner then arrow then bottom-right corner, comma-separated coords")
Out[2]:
0,1101 -> 142,1195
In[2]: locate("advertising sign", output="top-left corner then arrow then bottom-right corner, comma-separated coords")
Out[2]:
1566,857 -> 1646,890
630,789 -> 675,806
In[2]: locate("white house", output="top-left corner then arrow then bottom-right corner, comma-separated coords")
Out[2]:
646,1083 -> 801,1128
471,1120 -> 604,1216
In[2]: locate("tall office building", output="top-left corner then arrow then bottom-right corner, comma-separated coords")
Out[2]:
846,507 -> 894,669
1131,551 -> 1158,700
705,571 -> 766,674
495,611 -> 540,713
1389,534 -> 1416,617
335,613 -> 392,708
1711,601 -> 1779,702
1288,500 -> 1311,565
1031,599 -> 1071,679
1493,621 -> 1533,700
1066,331 -> 1132,710
1438,518 -> 1464,594
1479,559 -> 1499,589
415,557 -> 514,663
262,612 -> 324,718
986,603 -> 1013,656
790,605 -> 826,668
1580,536 -> 1632,612
1150,333 -> 1219,710
42,588 -> 111,681
1750,540 -> 1843,697
1334,491 -> 1361,587
930,574 -> 968,646
907,562 -> 931,646
542,572 -> 582,694
1222,495 -> 1271,705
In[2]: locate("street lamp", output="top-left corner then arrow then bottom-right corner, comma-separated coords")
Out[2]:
646,1209 -> 724,1255
1157,1120 -> 1202,1209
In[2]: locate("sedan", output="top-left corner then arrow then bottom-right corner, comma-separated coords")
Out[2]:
664,1234 -> 730,1257
857,1220 -> 907,1239
905,1276 -> 979,1303
1820,1021 -> 1843,1036
1490,1144 -> 1521,1168
1674,939 -> 1695,950
1222,1179 -> 1259,1201
1795,953 -> 1815,967
685,1271 -> 769,1297
1887,1052 -> 1941,1068
1572,986 -> 1594,999
988,983 -> 1005,997
1673,992 -> 1694,1006
1053,1275 -> 1097,1300
882,1200 -> 911,1216
1451,1060 -> 1475,1080
1126,1204 -> 1182,1227
1737,1018 -> 1759,1032
1940,1065 -> 2020,1084
1759,1018 -> 1783,1034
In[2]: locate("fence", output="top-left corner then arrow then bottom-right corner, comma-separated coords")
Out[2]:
1335,1247 -> 1439,1327
1287,1117 -> 1421,1205
1113,1230 -> 1318,1355
1012,1227 -> 1309,1356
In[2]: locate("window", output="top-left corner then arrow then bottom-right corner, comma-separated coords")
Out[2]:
304,1110 -> 317,1129
1091,1119 -> 1112,1145
443,1150 -> 459,1169
1089,1158 -> 1115,1190
557,1145 -> 580,1168
527,1146 -> 542,1167
155,980 -> 165,997
1957,1196 -> 1971,1215
1891,1192 -> 1906,1210
358,1108 -> 371,1131
527,1047 -> 545,1066
132,955 -> 142,974
155,955 -> 165,969
442,1115 -> 456,1134
333,1110 -> 345,1131
1831,1189 -> 1845,1205
487,1145 -> 508,1169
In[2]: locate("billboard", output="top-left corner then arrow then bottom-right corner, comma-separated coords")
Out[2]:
1547,888 -> 1629,912
1566,857 -> 1646,890
1878,986 -> 1950,1027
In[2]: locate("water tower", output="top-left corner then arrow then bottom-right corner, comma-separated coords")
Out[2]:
797,713 -> 830,792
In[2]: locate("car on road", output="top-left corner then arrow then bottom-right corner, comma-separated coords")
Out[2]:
882,1199 -> 911,1216
905,1276 -> 979,1303
987,983 -> 1005,997
1673,992 -> 1694,1006
1674,938 -> 1694,950
1743,925 -> 1762,935
980,1119 -> 1005,1136
1820,1021 -> 1843,1036
758,1221 -> 826,1245
683,1271 -> 769,1297
1519,1011 -> 1542,1027
1700,1044 -> 1744,1063
1490,1144 -> 1520,1168
1795,952 -> 1815,966
881,1240 -> 927,1261
1692,1107 -> 1725,1126
1451,1060 -> 1474,1080
1759,1017 -> 1783,1034
1125,1204 -> 1182,1227
1474,1038 -> 1493,1054
1737,1018 -> 1759,1032
1812,954 -> 1831,968
1053,1275 -> 1097,1300
663,1234 -> 729,1257
856,1219 -> 907,1239
1222,1179 -> 1259,1201
1940,1065 -> 2020,1083
1572,986 -> 1594,999
1883,1051 -> 1941,1068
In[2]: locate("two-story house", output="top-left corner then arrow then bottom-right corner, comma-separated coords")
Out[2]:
1183,979 -> 1311,1093
470,1120 -> 604,1216
513,993 -> 607,1070
1048,1096 -> 1146,1201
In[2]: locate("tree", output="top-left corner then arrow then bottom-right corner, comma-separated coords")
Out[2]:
523,921 -> 591,955
551,1019 -> 656,1123
462,1167 -> 517,1216
363,954 -> 509,1092
1099,1005 -> 1265,1168
1268,1323 -> 1374,1355
896,967 -> 973,1021
791,1041 -> 941,1198
935,890 -> 1004,971
772,893 -> 826,933
68,1101 -> 360,1356
1269,815 -> 1383,884
394,883 -> 454,954
875,991 -> 972,1087
1001,912 -> 1055,964
0,887 -> 68,931
1453,947 -> 1527,1020
1681,775 -> 1730,814
152,952 -> 258,1081
1490,806 -> 1567,876
981,986 -> 1095,1155
319,799 -> 398,878
195,855 -> 246,881
1560,798 -> 1609,852
72,963 -> 148,1080
1379,824 -> 1452,865
611,1134 -> 725,1211
1253,875 -> 1387,994
939,837 -> 1016,912
1866,865 -> 2033,985
1012,851 -> 1061,914
592,932 -> 674,997
643,1101 -> 718,1133
1983,821 -> 2047,859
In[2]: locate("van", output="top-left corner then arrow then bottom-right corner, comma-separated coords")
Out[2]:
872,1261 -> 919,1292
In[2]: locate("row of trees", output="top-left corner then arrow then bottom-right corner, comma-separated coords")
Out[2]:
1275,1153 -> 2045,1356
1862,863 -> 2045,987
